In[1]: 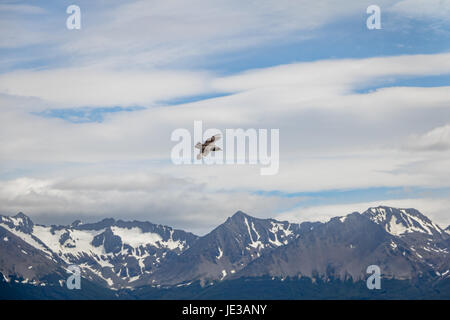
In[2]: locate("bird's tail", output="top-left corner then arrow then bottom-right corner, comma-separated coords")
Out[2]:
196,153 -> 203,160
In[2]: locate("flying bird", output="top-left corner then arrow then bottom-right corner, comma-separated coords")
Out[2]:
195,134 -> 222,159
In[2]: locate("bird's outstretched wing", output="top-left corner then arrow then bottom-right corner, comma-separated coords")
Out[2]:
210,146 -> 221,151
205,143 -> 222,153
205,134 -> 221,145
194,142 -> 202,149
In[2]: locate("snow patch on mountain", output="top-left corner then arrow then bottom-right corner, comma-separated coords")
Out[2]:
390,240 -> 398,250
387,215 -> 408,236
244,217 -> 264,250
0,223 -> 53,257
269,221 -> 292,246
216,247 -> 223,260
32,225 -> 115,267
365,206 -> 444,236
79,262 -> 114,286
0,213 -> 199,289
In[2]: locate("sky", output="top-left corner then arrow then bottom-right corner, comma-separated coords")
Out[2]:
0,0 -> 449,235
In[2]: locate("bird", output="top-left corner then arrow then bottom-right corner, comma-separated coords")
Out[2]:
195,134 -> 222,159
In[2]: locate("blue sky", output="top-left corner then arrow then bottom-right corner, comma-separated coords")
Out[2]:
22,7 -> 450,123
0,0 -> 449,233
2,2 -> 449,75
203,15 -> 450,74
33,106 -> 145,123
11,1 -> 449,121
254,186 -> 450,213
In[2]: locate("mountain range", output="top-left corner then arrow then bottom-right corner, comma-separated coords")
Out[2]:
1,206 -> 450,299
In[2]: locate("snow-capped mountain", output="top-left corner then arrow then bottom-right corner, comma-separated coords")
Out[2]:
0,221 -> 65,286
1,206 -> 449,293
362,206 -> 449,276
363,206 -> 445,238
143,211 -> 304,286
0,213 -> 197,288
235,207 -> 450,281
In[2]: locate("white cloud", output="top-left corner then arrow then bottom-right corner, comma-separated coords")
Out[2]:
0,0 -> 446,67
0,68 -> 213,108
212,53 -> 450,93
2,0 -> 415,66
390,0 -> 450,21
1,1 -> 449,232
56,0 -> 371,67
275,198 -> 450,229
0,173 -> 303,235
0,2 -> 53,49
405,124 -> 450,151
1,52 -> 449,110
1,53 -> 450,229
0,4 -> 46,15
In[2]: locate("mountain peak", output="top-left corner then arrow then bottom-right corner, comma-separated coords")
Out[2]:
101,217 -> 116,224
14,212 -> 29,219
227,210 -> 253,223
71,219 -> 82,227
226,210 -> 270,227
231,210 -> 249,218
363,206 -> 443,237
5,212 -> 34,233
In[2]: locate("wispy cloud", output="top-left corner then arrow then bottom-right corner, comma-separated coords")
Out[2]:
0,173 -> 303,234
0,1 -> 449,230
275,197 -> 450,229
390,0 -> 450,21
405,124 -> 450,151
